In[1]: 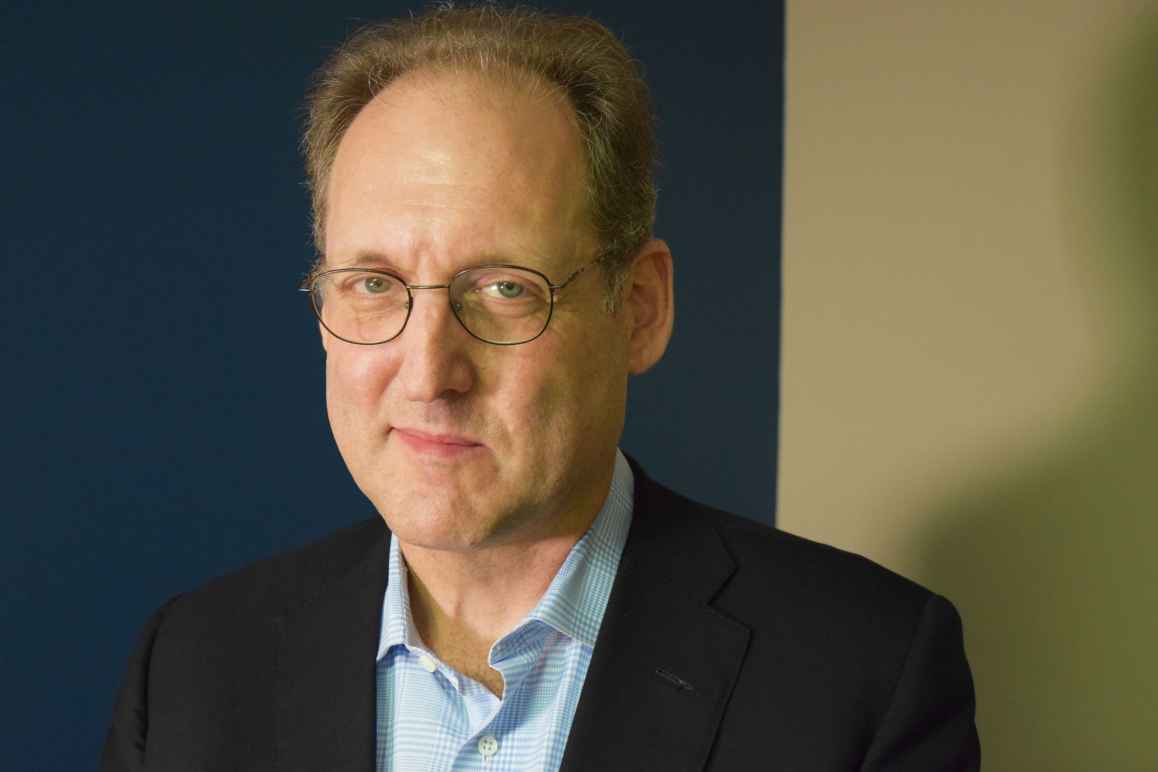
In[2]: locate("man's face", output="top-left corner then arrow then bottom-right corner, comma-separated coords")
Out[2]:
321,69 -> 631,552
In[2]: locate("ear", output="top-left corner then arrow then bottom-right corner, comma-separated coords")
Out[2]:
624,239 -> 675,375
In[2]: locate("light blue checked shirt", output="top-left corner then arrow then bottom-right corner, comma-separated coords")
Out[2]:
375,450 -> 635,772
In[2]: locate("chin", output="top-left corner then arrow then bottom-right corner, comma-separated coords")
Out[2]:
372,488 -> 498,548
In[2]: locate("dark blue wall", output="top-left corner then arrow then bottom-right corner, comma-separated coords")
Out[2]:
2,2 -> 781,768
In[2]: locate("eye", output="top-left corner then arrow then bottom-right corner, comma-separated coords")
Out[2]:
455,268 -> 547,308
484,280 -> 526,300
361,275 -> 391,294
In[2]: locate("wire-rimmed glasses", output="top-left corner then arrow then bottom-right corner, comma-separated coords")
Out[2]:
301,260 -> 598,346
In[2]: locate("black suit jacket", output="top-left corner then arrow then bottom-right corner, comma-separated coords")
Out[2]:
102,465 -> 980,771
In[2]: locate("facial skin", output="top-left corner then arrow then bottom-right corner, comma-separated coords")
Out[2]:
321,67 -> 673,560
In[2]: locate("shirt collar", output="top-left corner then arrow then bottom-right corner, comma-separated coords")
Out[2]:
377,523 -> 420,660
377,449 -> 635,660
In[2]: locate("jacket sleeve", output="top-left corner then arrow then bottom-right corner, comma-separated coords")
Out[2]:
861,593 -> 982,771
100,597 -> 179,772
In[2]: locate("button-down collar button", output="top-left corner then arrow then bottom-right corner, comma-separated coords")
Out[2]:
477,734 -> 499,759
418,653 -> 437,673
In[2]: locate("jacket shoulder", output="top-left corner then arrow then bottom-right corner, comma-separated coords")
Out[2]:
715,506 -> 930,613
102,518 -> 389,771
165,515 -> 387,622
643,476 -> 938,646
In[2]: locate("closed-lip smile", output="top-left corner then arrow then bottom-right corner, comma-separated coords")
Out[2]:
391,426 -> 484,457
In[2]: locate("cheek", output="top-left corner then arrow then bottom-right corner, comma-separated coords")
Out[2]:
325,346 -> 396,417
476,348 -> 568,454
511,337 -> 624,450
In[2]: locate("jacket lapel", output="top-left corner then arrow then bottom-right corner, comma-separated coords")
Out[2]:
560,471 -> 751,772
272,521 -> 389,772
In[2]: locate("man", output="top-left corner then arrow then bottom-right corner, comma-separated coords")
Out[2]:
103,6 -> 979,771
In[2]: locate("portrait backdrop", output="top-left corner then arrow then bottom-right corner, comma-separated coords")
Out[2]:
2,2 -> 782,769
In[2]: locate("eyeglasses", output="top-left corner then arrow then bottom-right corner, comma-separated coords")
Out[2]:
301,259 -> 598,346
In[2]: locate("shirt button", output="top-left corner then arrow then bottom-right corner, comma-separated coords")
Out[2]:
477,734 -> 499,759
418,654 -> 437,673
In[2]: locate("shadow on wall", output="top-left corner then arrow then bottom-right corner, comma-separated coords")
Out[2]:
912,14 -> 1158,771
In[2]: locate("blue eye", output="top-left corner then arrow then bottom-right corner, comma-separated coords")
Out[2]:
454,268 -> 549,309
489,280 -> 525,299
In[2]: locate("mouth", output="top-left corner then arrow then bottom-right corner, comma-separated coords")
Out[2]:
390,426 -> 485,459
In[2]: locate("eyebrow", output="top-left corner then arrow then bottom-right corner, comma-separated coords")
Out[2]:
328,253 -> 407,273
328,250 -> 560,276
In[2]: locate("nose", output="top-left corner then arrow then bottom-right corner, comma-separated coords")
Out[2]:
395,288 -> 476,402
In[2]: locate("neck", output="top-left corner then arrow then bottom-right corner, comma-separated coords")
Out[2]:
403,530 -> 583,646
399,461 -> 616,690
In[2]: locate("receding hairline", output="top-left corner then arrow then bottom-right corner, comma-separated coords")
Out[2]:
324,62 -> 586,184
320,64 -> 600,262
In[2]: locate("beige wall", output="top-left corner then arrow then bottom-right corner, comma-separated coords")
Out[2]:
780,2 -> 1158,768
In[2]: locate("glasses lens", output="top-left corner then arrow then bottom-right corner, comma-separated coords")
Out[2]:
451,266 -> 552,344
312,270 -> 409,344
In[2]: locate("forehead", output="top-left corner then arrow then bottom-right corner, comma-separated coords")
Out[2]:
324,68 -> 593,271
